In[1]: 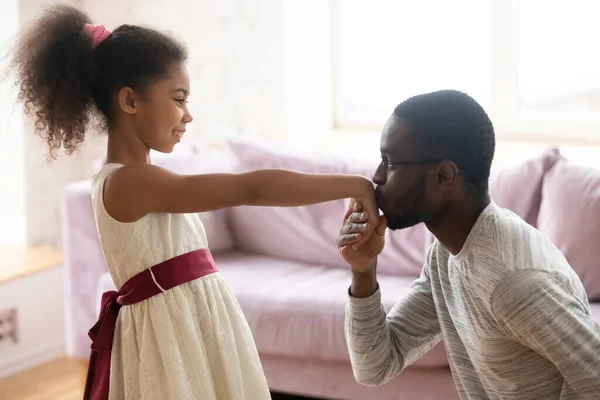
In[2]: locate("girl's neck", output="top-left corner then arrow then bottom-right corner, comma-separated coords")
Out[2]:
105,125 -> 151,165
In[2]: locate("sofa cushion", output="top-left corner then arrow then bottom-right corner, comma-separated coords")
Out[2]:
489,148 -> 561,227
227,138 -> 431,277
537,158 -> 600,300
214,251 -> 449,368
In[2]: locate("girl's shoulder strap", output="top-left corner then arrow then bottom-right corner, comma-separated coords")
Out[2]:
93,162 -> 124,182
91,163 -> 124,201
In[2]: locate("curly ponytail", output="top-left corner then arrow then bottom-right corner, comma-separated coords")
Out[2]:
10,4 -> 96,156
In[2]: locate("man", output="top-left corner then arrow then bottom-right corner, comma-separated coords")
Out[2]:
337,90 -> 600,399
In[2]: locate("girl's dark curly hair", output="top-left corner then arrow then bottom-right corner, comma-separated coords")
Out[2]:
9,4 -> 187,157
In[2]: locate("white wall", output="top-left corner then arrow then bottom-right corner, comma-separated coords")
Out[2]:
0,0 -> 26,247
0,267 -> 65,378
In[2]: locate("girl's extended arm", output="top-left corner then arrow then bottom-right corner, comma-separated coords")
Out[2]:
104,163 -> 377,221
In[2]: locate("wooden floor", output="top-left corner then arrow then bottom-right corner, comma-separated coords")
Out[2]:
0,358 -> 318,400
0,358 -> 87,400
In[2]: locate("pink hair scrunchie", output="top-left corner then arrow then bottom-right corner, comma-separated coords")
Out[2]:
83,23 -> 111,50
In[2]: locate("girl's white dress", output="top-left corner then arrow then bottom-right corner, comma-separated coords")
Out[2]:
91,163 -> 271,400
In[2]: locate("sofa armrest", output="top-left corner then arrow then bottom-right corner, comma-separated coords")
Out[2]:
61,180 -> 107,359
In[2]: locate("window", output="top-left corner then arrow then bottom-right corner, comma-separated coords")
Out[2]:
335,0 -> 492,128
334,0 -> 600,139
518,1 -> 600,114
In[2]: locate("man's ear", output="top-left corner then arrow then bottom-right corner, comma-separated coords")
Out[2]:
436,160 -> 460,188
117,87 -> 137,115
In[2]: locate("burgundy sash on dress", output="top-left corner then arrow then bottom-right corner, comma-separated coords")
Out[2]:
83,248 -> 218,400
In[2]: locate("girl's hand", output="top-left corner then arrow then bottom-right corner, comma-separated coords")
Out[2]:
351,186 -> 380,249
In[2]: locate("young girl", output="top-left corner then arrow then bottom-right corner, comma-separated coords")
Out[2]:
10,5 -> 379,400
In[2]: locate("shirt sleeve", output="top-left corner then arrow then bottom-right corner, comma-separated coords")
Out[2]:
492,270 -> 600,399
345,262 -> 441,387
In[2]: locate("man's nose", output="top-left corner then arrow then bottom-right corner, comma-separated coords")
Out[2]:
372,164 -> 386,185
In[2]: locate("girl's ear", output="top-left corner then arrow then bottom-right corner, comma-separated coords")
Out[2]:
117,87 -> 137,115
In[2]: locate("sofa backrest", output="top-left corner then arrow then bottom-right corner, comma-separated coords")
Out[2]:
537,157 -> 600,300
226,139 -> 425,276
225,139 -> 563,277
489,148 -> 561,227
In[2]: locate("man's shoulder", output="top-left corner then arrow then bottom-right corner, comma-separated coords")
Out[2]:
478,203 -> 569,272
477,203 -> 540,249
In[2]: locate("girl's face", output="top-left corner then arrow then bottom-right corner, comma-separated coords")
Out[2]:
133,62 -> 193,153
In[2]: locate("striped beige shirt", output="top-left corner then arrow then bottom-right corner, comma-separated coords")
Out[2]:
346,202 -> 600,399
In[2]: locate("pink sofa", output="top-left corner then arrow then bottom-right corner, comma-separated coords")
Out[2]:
62,139 -> 600,400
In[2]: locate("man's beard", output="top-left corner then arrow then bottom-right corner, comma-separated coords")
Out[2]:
386,211 -> 424,231
384,179 -> 427,231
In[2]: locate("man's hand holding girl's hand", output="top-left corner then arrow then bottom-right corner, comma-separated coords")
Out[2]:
337,200 -> 387,273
